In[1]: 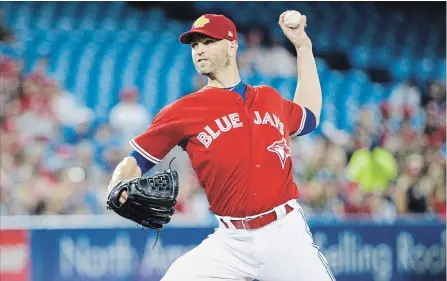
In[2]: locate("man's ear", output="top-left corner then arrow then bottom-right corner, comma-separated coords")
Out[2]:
229,40 -> 238,57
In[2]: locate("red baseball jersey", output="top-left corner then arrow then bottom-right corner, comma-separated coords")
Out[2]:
131,84 -> 308,217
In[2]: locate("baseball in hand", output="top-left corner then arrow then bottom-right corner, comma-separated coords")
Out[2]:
284,10 -> 302,29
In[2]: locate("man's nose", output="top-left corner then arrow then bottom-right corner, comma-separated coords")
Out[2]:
195,42 -> 206,54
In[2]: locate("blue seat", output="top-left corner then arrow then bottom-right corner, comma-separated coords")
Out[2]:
390,57 -> 413,81
414,58 -> 436,83
3,1 -> 445,125
314,32 -> 331,52
438,59 -> 446,81
338,82 -> 363,131
350,46 -> 372,69
369,47 -> 391,68
347,69 -> 369,85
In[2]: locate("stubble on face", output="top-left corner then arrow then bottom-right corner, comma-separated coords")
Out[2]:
191,35 -> 230,77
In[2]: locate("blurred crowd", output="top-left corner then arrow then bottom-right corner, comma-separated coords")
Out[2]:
238,26 -> 297,77
1,53 -> 445,221
0,20 -> 445,221
0,55 -> 150,216
293,78 -> 446,220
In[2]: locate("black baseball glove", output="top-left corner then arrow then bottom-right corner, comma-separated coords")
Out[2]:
107,166 -> 179,230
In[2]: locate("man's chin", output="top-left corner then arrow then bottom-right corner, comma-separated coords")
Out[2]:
194,65 -> 214,77
198,69 -> 212,76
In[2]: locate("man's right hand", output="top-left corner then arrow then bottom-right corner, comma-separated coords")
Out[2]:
107,157 -> 141,205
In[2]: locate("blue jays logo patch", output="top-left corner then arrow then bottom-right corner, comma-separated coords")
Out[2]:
267,138 -> 291,169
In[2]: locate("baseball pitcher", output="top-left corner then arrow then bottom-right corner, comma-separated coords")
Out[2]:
107,11 -> 335,281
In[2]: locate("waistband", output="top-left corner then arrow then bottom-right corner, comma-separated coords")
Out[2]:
215,199 -> 300,230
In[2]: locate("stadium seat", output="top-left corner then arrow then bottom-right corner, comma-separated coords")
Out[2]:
0,1 -> 444,133
390,57 -> 413,81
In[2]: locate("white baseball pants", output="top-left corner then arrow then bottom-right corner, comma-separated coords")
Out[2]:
161,199 -> 335,281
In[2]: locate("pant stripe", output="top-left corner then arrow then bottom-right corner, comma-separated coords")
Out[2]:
298,209 -> 336,281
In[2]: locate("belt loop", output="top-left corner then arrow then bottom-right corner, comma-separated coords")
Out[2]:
274,205 -> 286,219
221,217 -> 237,230
219,218 -> 229,228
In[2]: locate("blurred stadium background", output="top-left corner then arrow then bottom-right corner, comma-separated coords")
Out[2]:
0,2 -> 445,281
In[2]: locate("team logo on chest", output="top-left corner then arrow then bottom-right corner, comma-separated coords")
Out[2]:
267,138 -> 291,169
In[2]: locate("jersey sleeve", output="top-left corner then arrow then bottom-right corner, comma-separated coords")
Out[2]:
129,104 -> 184,165
282,98 -> 316,138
